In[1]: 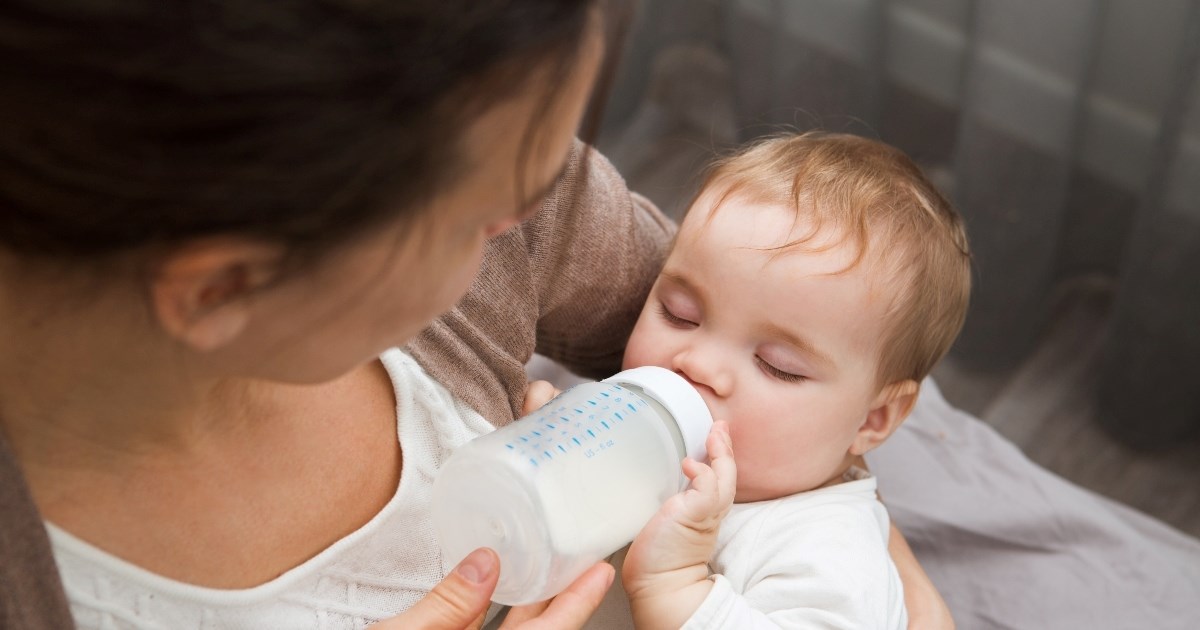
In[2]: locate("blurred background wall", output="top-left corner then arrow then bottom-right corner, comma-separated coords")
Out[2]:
591,0 -> 1200,535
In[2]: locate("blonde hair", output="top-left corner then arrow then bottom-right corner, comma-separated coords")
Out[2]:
699,131 -> 971,385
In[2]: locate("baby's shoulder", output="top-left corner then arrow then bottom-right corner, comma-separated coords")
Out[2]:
721,488 -> 889,555
733,481 -> 883,522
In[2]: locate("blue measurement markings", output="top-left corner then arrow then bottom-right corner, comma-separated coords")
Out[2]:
503,384 -> 651,467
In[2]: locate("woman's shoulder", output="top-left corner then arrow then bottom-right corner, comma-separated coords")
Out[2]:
0,434 -> 75,629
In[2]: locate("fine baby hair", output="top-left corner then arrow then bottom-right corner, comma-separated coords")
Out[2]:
698,131 -> 972,385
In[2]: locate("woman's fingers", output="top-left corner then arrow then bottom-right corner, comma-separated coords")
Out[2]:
889,523 -> 956,630
370,548 -> 499,630
498,599 -> 551,626
500,562 -> 615,629
521,380 -> 561,415
370,552 -> 611,630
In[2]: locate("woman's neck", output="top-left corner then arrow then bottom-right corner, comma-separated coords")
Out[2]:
0,278 -> 265,474
0,256 -> 405,588
0,314 -> 402,586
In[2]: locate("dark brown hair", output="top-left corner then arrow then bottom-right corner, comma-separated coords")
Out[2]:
0,0 -> 622,261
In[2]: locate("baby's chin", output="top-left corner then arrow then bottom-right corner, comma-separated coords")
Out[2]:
732,487 -> 769,504
734,472 -> 833,503
733,487 -> 797,504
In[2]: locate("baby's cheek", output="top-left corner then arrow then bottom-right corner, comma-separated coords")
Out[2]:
621,325 -> 655,370
724,421 -> 750,459
619,344 -> 641,370
728,421 -> 785,470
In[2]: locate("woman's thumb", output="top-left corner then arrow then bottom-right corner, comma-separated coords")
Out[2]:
371,548 -> 499,629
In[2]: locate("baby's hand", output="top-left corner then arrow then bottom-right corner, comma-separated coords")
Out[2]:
521,380 -> 561,416
622,422 -> 735,628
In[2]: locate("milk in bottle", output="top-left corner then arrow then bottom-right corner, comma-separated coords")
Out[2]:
431,366 -> 712,605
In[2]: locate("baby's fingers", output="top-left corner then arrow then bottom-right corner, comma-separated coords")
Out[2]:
681,457 -> 717,497
677,458 -> 722,524
678,424 -> 735,516
707,422 -> 737,511
707,421 -> 734,461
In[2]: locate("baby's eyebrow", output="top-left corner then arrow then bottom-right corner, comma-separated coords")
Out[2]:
659,271 -> 706,301
760,322 -> 836,372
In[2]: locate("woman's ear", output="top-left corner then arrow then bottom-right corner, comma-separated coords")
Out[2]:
150,238 -> 285,352
849,379 -> 920,456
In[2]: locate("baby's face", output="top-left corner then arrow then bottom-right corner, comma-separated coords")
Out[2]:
623,190 -> 893,502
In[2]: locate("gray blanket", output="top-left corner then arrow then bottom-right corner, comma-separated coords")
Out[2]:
869,379 -> 1200,629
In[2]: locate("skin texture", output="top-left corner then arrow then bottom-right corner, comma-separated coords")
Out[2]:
622,190 -> 919,502
618,189 -> 926,627
0,11 -> 610,630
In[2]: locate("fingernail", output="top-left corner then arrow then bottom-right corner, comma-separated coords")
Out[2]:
597,562 -> 616,590
455,548 -> 496,584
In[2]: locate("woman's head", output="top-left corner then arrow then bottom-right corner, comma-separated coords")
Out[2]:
0,0 -> 614,258
0,0 -> 618,381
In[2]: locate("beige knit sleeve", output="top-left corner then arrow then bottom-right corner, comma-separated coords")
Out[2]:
0,434 -> 75,628
407,141 -> 675,427
528,142 -> 675,378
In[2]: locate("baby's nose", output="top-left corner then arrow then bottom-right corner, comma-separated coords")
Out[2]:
673,348 -> 732,399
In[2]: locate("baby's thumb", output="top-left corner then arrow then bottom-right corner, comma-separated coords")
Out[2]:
371,548 -> 499,630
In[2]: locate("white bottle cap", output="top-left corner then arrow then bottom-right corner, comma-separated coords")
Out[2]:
604,366 -> 714,462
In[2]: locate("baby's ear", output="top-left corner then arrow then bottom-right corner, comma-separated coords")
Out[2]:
849,379 -> 920,456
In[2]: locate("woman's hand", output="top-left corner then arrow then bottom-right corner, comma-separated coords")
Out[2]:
373,380 -> 613,630
857,455 -> 955,630
370,548 -> 615,630
521,380 -> 561,415
888,523 -> 955,630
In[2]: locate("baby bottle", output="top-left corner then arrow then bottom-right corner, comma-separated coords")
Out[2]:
431,366 -> 712,605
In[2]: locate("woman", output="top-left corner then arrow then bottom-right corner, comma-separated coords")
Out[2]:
0,1 -> 948,628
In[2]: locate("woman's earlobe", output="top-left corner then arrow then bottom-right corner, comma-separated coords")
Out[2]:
150,239 -> 283,351
179,305 -> 252,352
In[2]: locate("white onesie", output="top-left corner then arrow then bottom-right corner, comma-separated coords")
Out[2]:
682,469 -> 907,629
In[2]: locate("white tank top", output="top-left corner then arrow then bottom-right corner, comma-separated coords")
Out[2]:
46,349 -> 501,630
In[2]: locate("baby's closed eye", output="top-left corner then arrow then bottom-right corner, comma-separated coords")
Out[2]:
755,356 -> 807,383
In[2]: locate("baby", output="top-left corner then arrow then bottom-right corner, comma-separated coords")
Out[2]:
617,131 -> 971,629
